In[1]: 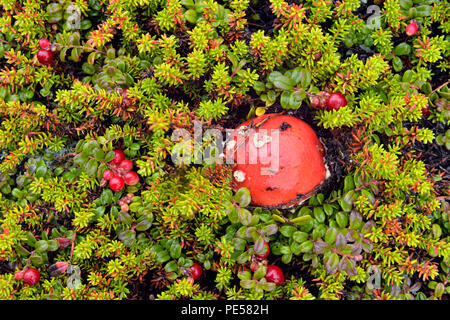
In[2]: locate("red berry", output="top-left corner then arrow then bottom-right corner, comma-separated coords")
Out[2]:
119,160 -> 133,172
23,268 -> 41,286
422,106 -> 430,117
265,265 -> 284,286
109,176 -> 125,192
325,92 -> 347,110
255,242 -> 270,260
38,38 -> 50,49
37,49 -> 54,65
103,169 -> 114,181
14,270 -> 24,281
189,263 -> 203,280
111,149 -> 126,165
406,21 -> 418,36
123,171 -> 139,185
56,237 -> 71,249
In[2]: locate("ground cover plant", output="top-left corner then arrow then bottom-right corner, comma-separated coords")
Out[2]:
0,0 -> 449,300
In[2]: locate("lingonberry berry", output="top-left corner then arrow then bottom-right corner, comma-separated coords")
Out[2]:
109,176 -> 125,191
119,160 -> 133,172
265,265 -> 284,285
111,149 -> 126,165
124,171 -> 139,185
23,268 -> 41,286
37,49 -> 54,65
38,38 -> 51,49
103,169 -> 114,181
406,21 -> 418,36
325,92 -> 347,110
189,263 -> 203,280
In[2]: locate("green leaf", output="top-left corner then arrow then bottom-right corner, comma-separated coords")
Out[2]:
272,213 -> 285,223
118,230 -> 136,247
272,75 -> 295,90
290,215 -> 313,226
156,251 -> 170,264
292,231 -> 309,243
288,67 -> 302,85
394,43 -> 411,56
238,270 -> 252,280
261,224 -> 278,236
47,240 -> 59,251
238,208 -> 253,226
338,257 -> 357,276
84,158 -> 98,176
15,244 -> 31,257
434,283 -> 445,298
169,242 -> 182,259
30,252 -> 44,266
253,81 -> 266,93
299,69 -> 311,88
25,232 -> 37,247
281,253 -> 292,264
314,240 -> 331,254
335,233 -> 347,251
165,260 -> 179,273
184,9 -> 198,24
93,148 -> 105,161
336,211 -> 349,228
324,252 -> 339,274
234,187 -> 251,207
101,189 -> 114,205
240,279 -> 256,289
280,90 -> 292,109
416,5 -> 432,17
36,240 -> 48,253
313,207 -> 325,223
135,217 -> 152,231
323,203 -> 334,216
254,265 -> 267,280
280,225 -> 297,238
299,240 -> 313,253
104,151 -> 116,162
73,153 -> 89,166
343,175 -> 355,193
118,211 -> 133,225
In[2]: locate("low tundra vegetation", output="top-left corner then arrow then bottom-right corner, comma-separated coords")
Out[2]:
0,0 -> 448,300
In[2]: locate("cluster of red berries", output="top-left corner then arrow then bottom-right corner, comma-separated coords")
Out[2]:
310,91 -> 348,111
37,39 -> 55,65
102,149 -> 140,192
250,241 -> 285,286
15,268 -> 41,286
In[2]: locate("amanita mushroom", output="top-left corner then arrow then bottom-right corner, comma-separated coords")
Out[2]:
229,113 -> 327,208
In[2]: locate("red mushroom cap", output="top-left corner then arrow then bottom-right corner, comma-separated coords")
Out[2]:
230,114 -> 326,208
